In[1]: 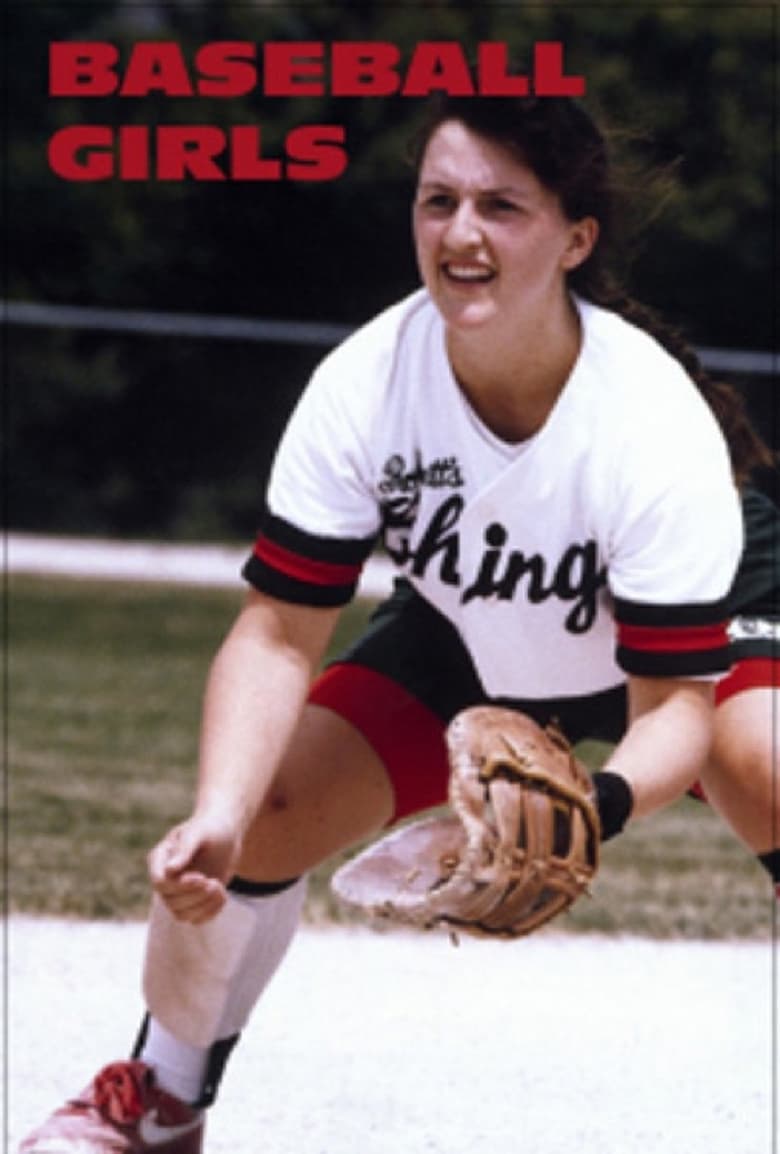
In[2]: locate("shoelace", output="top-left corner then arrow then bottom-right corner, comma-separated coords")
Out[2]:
92,1062 -> 148,1125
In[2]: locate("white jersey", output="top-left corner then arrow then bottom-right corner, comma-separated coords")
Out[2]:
244,289 -> 742,699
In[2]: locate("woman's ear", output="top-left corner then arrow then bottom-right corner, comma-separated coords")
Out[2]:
561,216 -> 599,272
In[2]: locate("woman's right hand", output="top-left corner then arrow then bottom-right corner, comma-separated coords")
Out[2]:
147,809 -> 243,924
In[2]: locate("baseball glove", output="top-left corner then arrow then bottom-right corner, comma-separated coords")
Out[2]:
331,706 -> 600,938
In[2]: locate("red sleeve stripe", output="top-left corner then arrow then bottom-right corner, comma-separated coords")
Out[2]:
617,620 -> 729,654
252,534 -> 364,587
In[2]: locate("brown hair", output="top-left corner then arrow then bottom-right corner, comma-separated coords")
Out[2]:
411,95 -> 773,486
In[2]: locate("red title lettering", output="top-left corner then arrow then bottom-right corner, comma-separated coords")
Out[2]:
49,39 -> 585,98
47,124 -> 348,182
47,39 -> 584,181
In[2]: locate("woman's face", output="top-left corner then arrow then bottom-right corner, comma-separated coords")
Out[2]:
413,120 -> 596,336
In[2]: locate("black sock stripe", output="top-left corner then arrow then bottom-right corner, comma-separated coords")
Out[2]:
227,875 -> 301,896
131,1012 -> 150,1060
195,1033 -> 241,1109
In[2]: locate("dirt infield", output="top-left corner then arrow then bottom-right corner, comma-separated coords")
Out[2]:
7,917 -> 776,1154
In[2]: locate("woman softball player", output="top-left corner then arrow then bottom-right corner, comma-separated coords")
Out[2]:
20,95 -> 777,1153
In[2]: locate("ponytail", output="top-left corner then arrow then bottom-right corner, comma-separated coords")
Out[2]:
579,276 -> 774,487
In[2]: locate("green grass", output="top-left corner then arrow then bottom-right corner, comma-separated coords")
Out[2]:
6,575 -> 773,937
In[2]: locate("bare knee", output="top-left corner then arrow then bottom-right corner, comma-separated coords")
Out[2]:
236,704 -> 395,880
261,783 -> 292,815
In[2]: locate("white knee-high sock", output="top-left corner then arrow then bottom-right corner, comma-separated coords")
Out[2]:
139,876 -> 307,1104
216,876 -> 307,1037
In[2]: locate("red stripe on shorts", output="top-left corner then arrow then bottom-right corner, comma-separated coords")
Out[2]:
715,657 -> 778,706
308,663 -> 451,823
252,535 -> 362,587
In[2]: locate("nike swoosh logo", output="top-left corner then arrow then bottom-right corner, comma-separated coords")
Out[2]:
138,1111 -> 203,1147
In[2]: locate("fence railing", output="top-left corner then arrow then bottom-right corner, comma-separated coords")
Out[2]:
3,298 -> 777,376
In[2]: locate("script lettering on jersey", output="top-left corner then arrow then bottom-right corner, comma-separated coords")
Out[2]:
378,451 -> 465,495
461,521 -> 605,632
380,492 -> 607,635
379,452 -> 464,569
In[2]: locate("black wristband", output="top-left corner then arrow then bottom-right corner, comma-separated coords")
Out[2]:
758,849 -> 780,884
592,771 -> 634,842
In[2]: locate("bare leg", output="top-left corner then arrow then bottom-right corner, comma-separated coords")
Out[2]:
138,702 -> 395,1106
700,687 -> 778,854
236,701 -> 396,880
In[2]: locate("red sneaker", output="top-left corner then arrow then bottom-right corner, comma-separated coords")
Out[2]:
18,1061 -> 204,1153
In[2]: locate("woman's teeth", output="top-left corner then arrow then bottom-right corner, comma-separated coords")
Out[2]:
444,263 -> 494,282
